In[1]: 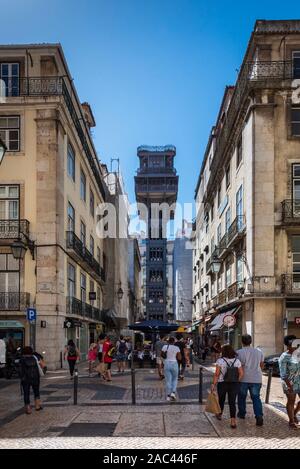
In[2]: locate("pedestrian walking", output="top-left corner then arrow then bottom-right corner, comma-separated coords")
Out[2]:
211,344 -> 243,429
19,346 -> 43,415
175,334 -> 186,380
88,343 -> 98,376
102,335 -> 114,381
161,336 -> 181,402
155,335 -> 167,380
64,340 -> 80,379
126,337 -> 133,368
116,335 -> 128,373
279,335 -> 300,429
211,338 -> 222,363
237,334 -> 264,426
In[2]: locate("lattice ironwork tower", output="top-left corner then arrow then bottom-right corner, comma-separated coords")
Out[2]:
135,146 -> 178,321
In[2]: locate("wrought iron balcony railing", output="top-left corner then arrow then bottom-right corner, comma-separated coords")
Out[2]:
66,231 -> 106,283
137,167 -> 177,175
0,219 -> 30,239
281,200 -> 300,224
1,77 -> 63,97
281,274 -> 300,295
135,183 -> 178,193
0,292 -> 30,311
227,216 -> 246,246
66,297 -> 102,322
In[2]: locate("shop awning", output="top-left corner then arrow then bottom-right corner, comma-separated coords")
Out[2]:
209,313 -> 229,331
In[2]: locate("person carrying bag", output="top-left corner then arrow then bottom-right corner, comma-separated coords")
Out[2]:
211,344 -> 243,429
205,390 -> 222,415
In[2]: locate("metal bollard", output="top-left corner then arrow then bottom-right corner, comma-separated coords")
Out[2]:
131,368 -> 136,405
73,368 -> 78,405
199,366 -> 203,404
265,367 -> 273,404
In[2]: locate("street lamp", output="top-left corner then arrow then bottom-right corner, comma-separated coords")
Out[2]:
11,239 -> 27,260
211,258 -> 222,274
117,283 -> 124,300
0,138 -> 7,165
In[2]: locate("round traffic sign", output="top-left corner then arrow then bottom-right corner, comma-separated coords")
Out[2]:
223,315 -> 236,327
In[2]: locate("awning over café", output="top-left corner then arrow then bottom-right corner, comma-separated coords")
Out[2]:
208,307 -> 240,332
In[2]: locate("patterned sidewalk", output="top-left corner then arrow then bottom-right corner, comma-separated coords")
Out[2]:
0,362 -> 299,448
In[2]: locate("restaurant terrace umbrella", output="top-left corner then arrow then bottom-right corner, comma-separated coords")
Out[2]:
129,319 -> 179,333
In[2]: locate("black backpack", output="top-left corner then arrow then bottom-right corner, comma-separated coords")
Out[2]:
20,356 -> 39,382
68,345 -> 77,358
118,341 -> 127,354
222,358 -> 239,383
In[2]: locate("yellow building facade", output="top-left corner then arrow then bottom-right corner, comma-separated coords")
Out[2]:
0,44 -> 107,369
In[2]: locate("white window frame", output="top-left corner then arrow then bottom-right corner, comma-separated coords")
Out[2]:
291,107 -> 300,137
0,116 -> 20,151
0,63 -> 20,97
67,143 -> 75,181
292,51 -> 300,79
0,185 -> 19,220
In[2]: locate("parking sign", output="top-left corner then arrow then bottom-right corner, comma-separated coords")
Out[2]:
27,308 -> 37,322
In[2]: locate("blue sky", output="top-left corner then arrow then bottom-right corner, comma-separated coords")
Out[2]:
1,0 -> 300,210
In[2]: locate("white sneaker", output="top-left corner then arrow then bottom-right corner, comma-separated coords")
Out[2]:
167,395 -> 171,401
170,393 -> 176,401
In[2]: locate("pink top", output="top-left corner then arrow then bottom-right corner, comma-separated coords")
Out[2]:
88,348 -> 98,361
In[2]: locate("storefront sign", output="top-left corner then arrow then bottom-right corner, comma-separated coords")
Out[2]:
0,321 -> 24,329
64,319 -> 82,329
295,317 -> 300,325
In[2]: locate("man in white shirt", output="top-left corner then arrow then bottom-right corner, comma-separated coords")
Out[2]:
237,334 -> 264,426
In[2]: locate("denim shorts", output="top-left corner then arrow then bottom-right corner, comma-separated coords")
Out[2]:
116,353 -> 127,361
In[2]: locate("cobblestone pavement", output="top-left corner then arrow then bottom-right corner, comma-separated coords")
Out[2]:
0,361 -> 299,449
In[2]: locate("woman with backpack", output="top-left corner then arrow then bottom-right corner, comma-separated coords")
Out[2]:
19,346 -> 43,415
116,335 -> 128,373
211,344 -> 243,428
64,340 -> 80,379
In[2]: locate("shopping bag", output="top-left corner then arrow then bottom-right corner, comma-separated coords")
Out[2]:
96,362 -> 105,374
205,392 -> 221,414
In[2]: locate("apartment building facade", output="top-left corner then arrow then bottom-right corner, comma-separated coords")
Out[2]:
193,20 -> 300,355
102,170 -> 131,334
0,44 -> 107,368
